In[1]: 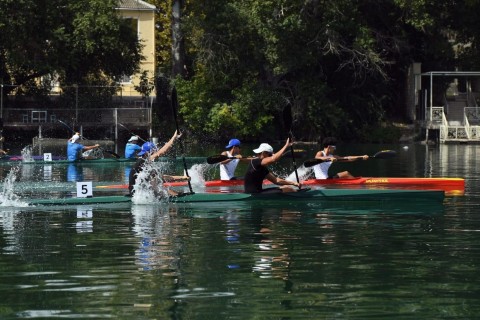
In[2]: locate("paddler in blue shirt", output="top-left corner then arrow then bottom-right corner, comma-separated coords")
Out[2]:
128,130 -> 190,197
240,138 -> 301,193
67,133 -> 100,162
125,135 -> 141,159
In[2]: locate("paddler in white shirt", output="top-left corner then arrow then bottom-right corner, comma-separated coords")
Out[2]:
312,137 -> 368,179
219,138 -> 242,180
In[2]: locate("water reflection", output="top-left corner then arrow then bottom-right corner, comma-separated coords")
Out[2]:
76,206 -> 93,233
124,165 -> 131,184
43,165 -> 53,182
251,209 -> 296,286
131,204 -> 181,272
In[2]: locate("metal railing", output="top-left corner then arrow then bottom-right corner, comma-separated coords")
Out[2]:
464,112 -> 471,139
4,107 -> 151,127
0,84 -> 155,120
440,108 -> 449,142
464,107 -> 480,139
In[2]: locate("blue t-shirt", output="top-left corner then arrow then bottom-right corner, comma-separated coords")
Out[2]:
125,143 -> 141,159
67,142 -> 84,161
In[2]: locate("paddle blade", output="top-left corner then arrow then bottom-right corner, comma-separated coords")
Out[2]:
101,149 -> 120,159
303,158 -> 327,168
207,154 -> 229,164
283,105 -> 293,133
372,150 -> 397,159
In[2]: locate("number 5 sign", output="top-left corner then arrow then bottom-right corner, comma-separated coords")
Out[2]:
76,182 -> 93,198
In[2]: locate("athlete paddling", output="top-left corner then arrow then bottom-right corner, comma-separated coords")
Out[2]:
128,130 -> 190,197
238,138 -> 301,193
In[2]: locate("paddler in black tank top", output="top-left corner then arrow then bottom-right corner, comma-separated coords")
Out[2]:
242,138 -> 301,193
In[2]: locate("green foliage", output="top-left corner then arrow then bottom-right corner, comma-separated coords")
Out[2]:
151,0 -> 173,75
134,71 -> 155,99
174,75 -> 281,139
0,0 -> 142,92
155,0 -> 478,142
358,124 -> 403,143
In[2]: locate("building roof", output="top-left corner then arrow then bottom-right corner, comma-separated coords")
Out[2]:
421,71 -> 480,77
117,0 -> 156,11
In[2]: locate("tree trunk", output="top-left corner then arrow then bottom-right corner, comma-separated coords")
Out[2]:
171,0 -> 186,78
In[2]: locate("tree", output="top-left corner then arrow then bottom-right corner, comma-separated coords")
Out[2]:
0,0 -> 143,93
168,0 -> 461,141
134,71 -> 155,105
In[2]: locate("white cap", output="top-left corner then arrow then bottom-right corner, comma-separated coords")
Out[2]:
128,136 -> 138,142
253,143 -> 273,154
70,134 -> 80,143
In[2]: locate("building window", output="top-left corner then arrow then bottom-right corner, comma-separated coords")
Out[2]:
119,74 -> 133,84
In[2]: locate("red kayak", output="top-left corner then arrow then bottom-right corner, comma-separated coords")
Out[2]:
205,176 -> 464,187
97,176 -> 465,195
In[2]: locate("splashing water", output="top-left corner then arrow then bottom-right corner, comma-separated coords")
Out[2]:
21,146 -> 33,162
0,168 -> 30,207
83,148 -> 103,159
286,166 -> 314,182
131,160 -> 171,205
187,164 -> 208,191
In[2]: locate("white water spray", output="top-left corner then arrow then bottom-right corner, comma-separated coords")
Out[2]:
131,160 -> 171,205
187,163 -> 209,191
83,148 -> 103,159
286,165 -> 314,182
21,146 -> 33,162
0,168 -> 30,207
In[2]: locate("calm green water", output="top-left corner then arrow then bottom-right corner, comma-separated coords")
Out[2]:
0,143 -> 479,319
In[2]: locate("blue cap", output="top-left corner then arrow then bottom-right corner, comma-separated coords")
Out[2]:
225,138 -> 241,149
138,142 -> 157,156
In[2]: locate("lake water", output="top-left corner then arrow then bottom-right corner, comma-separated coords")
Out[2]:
0,143 -> 479,319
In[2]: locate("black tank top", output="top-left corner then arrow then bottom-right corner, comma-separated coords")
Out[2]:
244,158 -> 269,193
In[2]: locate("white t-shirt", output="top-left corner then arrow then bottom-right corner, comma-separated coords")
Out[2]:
220,151 -> 239,180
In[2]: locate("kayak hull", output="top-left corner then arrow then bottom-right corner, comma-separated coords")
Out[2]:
28,189 -> 445,206
172,189 -> 445,203
97,176 -> 464,195
204,176 -> 464,187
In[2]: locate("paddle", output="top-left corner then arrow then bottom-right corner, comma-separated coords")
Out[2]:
171,87 -> 194,194
58,119 -> 120,159
206,154 -> 238,164
118,122 -> 147,143
303,150 -> 397,168
206,148 -> 305,165
283,104 -> 301,189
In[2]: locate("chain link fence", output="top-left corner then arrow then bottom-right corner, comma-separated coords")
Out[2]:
0,84 -> 154,126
